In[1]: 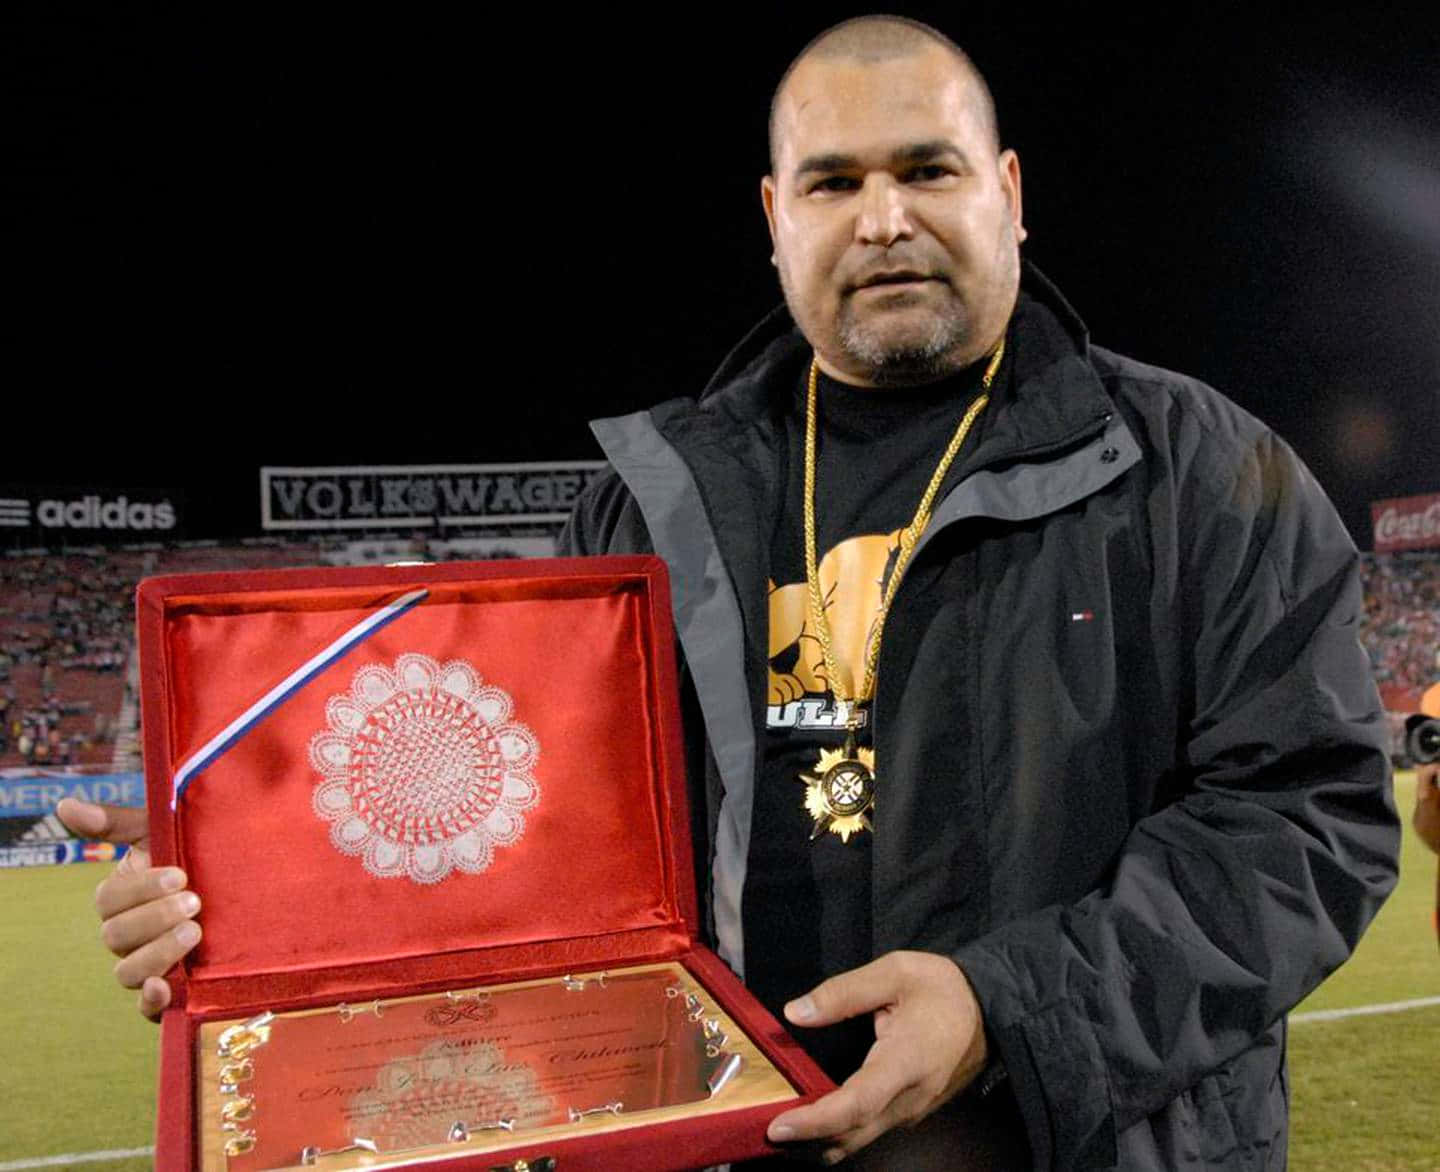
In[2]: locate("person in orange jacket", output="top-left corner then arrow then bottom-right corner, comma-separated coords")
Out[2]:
1411,684 -> 1440,944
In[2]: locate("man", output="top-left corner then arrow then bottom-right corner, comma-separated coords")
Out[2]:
1410,684 -> 1440,945
63,16 -> 1398,1169
1418,764 -> 1440,947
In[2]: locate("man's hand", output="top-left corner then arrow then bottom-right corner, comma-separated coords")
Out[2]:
1415,763 -> 1440,856
765,950 -> 988,1165
55,798 -> 200,1021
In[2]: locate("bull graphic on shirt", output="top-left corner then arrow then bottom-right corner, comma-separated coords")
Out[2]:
766,530 -> 902,728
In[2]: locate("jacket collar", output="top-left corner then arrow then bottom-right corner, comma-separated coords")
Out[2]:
675,260 -> 1114,480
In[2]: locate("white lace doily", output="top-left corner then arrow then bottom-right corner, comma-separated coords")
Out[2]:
308,653 -> 539,883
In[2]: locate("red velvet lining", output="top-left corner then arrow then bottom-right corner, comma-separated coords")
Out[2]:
138,559 -> 693,1009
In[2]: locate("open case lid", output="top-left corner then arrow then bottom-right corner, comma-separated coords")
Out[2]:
137,557 -> 698,1015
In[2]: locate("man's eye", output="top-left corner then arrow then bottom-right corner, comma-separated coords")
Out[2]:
905,164 -> 950,182
809,176 -> 860,194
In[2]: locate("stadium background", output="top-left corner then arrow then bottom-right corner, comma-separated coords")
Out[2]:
3,4 -> 1439,1169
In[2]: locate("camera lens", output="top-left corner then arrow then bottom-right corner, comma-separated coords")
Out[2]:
1405,716 -> 1440,764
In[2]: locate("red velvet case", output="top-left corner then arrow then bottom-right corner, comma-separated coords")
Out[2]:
138,556 -> 830,1172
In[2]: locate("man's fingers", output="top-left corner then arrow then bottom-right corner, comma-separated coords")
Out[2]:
112,843 -> 153,879
769,954 -> 987,1157
100,889 -> 201,957
785,954 -> 903,1028
139,976 -> 173,1022
56,799 -> 149,846
55,797 -> 109,836
768,1058 -> 911,1144
95,865 -> 189,921
822,1067 -> 943,1162
819,1114 -> 899,1167
113,918 -> 202,990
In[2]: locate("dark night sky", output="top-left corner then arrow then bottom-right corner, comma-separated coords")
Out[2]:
4,4 -> 1438,545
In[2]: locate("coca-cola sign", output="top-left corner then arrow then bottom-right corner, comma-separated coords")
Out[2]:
1372,493 -> 1440,552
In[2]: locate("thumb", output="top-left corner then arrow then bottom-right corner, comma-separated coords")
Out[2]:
55,799 -> 149,847
785,956 -> 899,1028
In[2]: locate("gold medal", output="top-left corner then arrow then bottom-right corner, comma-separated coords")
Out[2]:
800,730 -> 876,843
797,339 -> 1005,842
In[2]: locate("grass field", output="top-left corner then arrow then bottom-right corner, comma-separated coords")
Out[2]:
1,774 -> 1436,1171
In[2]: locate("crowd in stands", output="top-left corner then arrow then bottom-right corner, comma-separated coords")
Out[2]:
5,538 -> 1421,770
0,554 -> 137,768
0,542 -> 336,771
1360,552 -> 1440,711
0,536 -> 558,771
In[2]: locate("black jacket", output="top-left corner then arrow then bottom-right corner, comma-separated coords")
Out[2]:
561,266 -> 1399,1170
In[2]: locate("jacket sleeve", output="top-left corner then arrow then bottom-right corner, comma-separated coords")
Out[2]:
557,466 -> 653,557
951,413 -> 1399,1169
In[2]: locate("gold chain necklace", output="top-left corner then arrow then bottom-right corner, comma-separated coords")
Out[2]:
798,338 -> 1005,842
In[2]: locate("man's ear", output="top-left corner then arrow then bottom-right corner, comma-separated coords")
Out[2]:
999,149 -> 1027,244
761,174 -> 780,256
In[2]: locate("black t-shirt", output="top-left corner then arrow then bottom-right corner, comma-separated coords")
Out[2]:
742,356 -> 998,1081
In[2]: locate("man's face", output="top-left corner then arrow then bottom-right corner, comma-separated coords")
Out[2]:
763,46 -> 1026,386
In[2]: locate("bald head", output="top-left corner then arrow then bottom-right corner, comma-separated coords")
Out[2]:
769,16 -> 999,174
760,15 -> 1025,386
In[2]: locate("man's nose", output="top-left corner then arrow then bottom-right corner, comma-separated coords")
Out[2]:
854,175 -> 913,246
